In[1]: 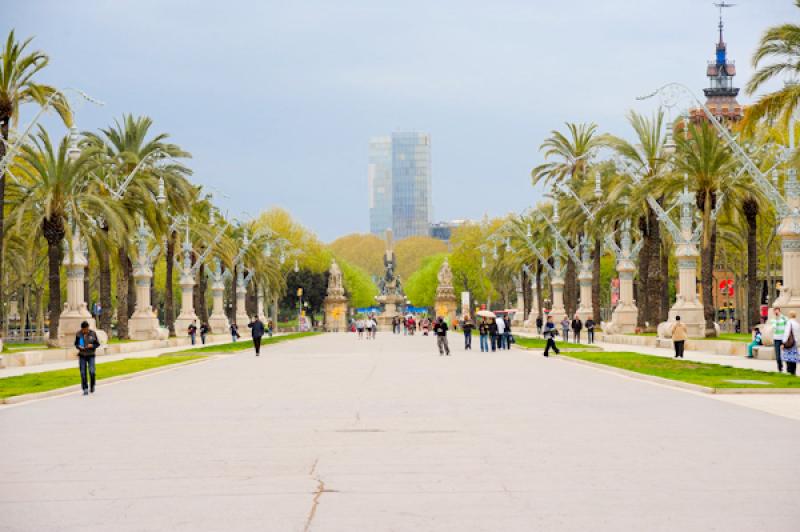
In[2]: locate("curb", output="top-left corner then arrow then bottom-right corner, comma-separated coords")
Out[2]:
1,356 -> 213,405
553,355 -> 800,395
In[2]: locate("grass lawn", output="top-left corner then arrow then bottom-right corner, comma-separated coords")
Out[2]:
107,338 -> 139,344
2,343 -> 49,353
564,350 -> 800,389
0,355 -> 205,399
624,332 -> 658,337
515,336 -> 598,350
171,331 -> 321,354
708,333 -> 753,343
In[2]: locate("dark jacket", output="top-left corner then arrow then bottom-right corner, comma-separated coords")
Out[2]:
504,318 -> 512,333
75,330 -> 101,356
433,321 -> 449,337
572,319 -> 583,332
462,320 -> 475,333
488,322 -> 499,336
478,322 -> 489,335
248,320 -> 265,338
585,319 -> 595,330
200,324 -> 210,335
543,322 -> 558,339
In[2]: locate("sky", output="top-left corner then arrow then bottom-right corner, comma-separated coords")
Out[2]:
4,0 -> 796,241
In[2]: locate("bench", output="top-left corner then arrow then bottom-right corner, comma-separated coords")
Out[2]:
752,345 -> 776,360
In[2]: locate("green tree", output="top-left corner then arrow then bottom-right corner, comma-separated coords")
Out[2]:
743,1 -> 800,131
7,128 -> 122,342
394,236 -> 448,280
338,259 -> 379,308
0,30 -> 71,334
328,234 -> 384,277
404,254 -> 447,308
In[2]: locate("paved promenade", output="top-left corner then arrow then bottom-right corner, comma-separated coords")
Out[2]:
1,333 -> 799,531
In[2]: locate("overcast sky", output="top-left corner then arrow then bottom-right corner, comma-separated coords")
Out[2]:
4,0 -> 795,240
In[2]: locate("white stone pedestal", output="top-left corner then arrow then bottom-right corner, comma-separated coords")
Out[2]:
129,264 -> 166,341
605,260 -> 639,335
660,256 -> 705,339
234,285 -> 249,332
58,232 -> 102,346
549,276 -> 566,324
324,295 -> 348,332
174,270 -> 198,336
772,210 -> 800,317
208,281 -> 230,334
576,267 -> 593,322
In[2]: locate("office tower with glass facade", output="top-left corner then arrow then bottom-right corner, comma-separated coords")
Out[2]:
368,132 -> 432,239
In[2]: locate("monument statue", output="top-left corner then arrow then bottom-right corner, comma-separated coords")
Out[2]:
378,229 -> 403,296
324,259 -> 348,332
435,257 -> 457,322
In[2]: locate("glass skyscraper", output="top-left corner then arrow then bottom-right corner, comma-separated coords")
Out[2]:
368,131 -> 432,239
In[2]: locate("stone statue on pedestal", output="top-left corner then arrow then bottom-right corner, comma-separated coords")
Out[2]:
324,259 -> 348,332
376,230 -> 405,330
435,257 -> 457,322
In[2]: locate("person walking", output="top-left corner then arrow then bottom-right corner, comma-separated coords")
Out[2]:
267,319 -> 274,337
543,316 -> 560,357
771,307 -> 787,372
75,321 -> 101,396
496,315 -> 507,350
488,318 -> 499,352
248,316 -> 266,355
571,315 -> 583,344
503,317 -> 513,350
781,311 -> 800,376
535,316 -> 543,336
672,315 -> 688,358
746,326 -> 763,359
478,318 -> 489,352
585,318 -> 595,344
200,322 -> 210,345
370,316 -> 378,339
188,320 -> 198,345
560,317 -> 570,343
462,315 -> 475,350
434,317 -> 450,356
230,323 -> 240,343
356,317 -> 365,339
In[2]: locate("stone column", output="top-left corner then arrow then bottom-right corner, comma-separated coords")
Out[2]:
174,269 -> 198,335
609,258 -> 638,334
773,169 -> 800,316
576,239 -> 593,321
57,230 -> 100,346
208,280 -> 229,334
234,269 -> 250,330
512,274 -> 525,326
525,277 -> 540,329
550,274 -> 566,324
128,224 -> 166,340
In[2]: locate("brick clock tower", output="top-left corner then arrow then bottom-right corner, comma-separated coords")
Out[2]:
690,2 -> 743,123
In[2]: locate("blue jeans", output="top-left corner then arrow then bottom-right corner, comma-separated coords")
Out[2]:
490,334 -> 497,351
79,355 -> 96,391
464,332 -> 472,349
503,332 -> 512,349
497,334 -> 506,350
479,334 -> 488,352
775,340 -> 784,371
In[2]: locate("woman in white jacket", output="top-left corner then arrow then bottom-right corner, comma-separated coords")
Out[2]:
781,311 -> 800,376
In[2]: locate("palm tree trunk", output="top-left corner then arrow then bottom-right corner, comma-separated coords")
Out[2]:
645,205 -> 662,331
536,261 -> 544,321
197,262 -> 208,323
660,239 -> 670,322
592,238 -> 601,323
637,216 -> 650,329
117,247 -> 130,339
127,258 -> 135,318
743,198 -> 760,329
0,113 -> 9,338
98,244 -> 112,336
165,232 -> 176,337
565,248 -> 577,317
701,195 -> 717,337
229,264 -> 238,321
44,217 -> 65,343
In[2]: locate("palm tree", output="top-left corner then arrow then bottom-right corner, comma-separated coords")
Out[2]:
672,121 -> 737,337
0,30 -> 71,334
84,115 -> 189,339
532,123 -> 605,317
6,128 -> 121,342
607,110 -> 673,330
743,1 -> 800,131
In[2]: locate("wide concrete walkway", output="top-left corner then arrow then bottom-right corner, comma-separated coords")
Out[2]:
1,333 -> 799,531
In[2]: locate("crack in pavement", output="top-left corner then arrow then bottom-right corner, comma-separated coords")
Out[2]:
303,478 -> 326,532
